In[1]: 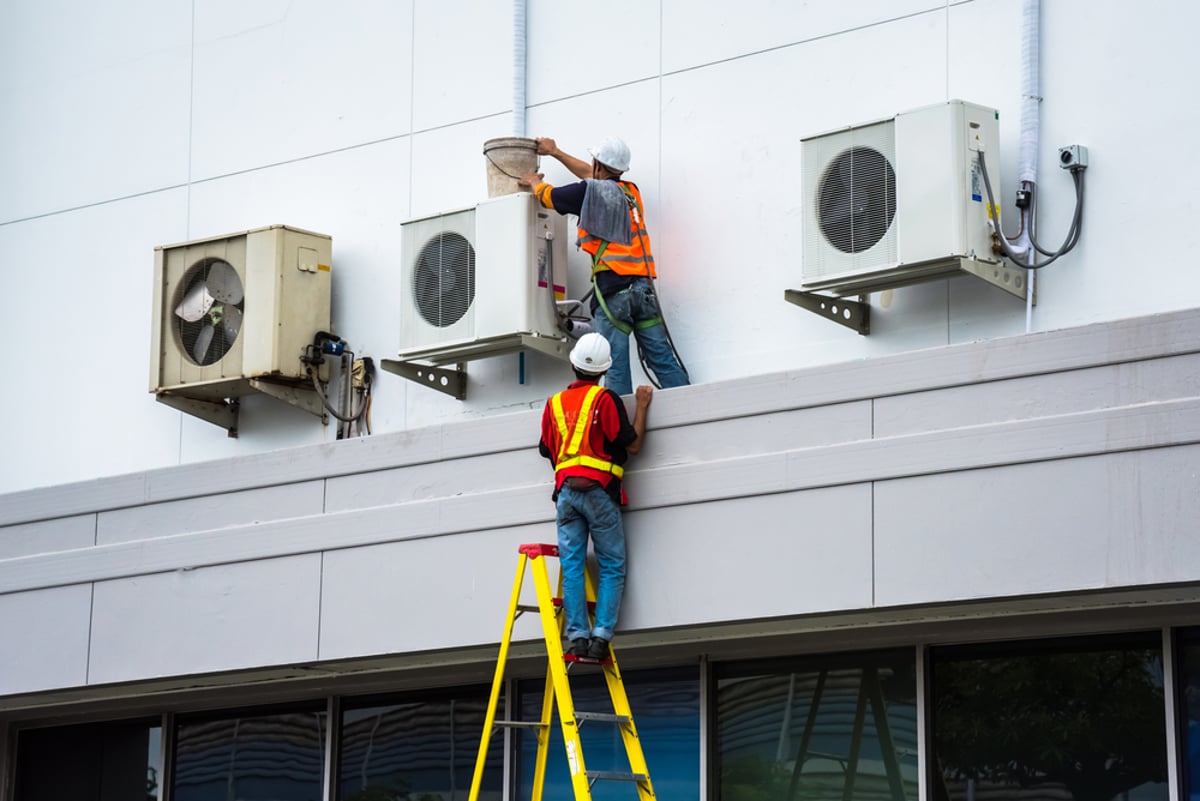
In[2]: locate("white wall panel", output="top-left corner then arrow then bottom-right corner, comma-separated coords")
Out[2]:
0,0 -> 191,221
622,486 -> 874,630
0,515 -> 94,559
526,0 -> 660,105
89,554 -> 322,684
97,482 -> 323,545
412,0 -> 512,131
0,191 -> 190,495
0,585 -> 91,695
190,0 -> 413,180
318,525 -> 552,660
662,0 -> 941,74
873,446 -> 1200,607
874,354 -> 1200,438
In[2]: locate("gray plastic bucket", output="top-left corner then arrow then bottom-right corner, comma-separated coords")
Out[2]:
483,137 -> 538,197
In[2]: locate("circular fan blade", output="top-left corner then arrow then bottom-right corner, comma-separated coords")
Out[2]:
192,323 -> 215,364
206,261 -> 243,304
221,305 -> 243,340
176,282 -> 215,322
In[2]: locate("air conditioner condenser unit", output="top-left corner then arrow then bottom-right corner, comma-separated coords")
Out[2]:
397,192 -> 568,365
799,99 -> 1027,299
149,225 -> 333,433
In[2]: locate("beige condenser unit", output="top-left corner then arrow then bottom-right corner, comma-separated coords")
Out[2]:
149,224 -> 333,435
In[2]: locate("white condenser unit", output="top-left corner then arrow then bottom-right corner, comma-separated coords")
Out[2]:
398,192 -> 567,364
150,225 -> 332,404
801,99 -> 1018,296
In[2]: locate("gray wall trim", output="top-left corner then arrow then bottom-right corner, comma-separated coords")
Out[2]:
2,308 -> 1199,527
1,397 -> 1196,596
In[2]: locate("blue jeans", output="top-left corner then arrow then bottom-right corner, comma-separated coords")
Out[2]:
555,485 -> 626,642
593,277 -> 690,396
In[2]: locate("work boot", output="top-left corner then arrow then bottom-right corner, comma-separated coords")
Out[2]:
568,638 -> 590,657
586,637 -> 610,660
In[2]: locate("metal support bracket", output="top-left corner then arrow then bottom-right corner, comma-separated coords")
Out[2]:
519,333 -> 573,362
957,257 -> 1032,302
155,394 -> 241,438
249,379 -> 329,425
784,289 -> 870,335
380,359 -> 467,400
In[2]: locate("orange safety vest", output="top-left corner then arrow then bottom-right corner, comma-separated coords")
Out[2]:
579,181 -> 656,278
549,384 -> 625,480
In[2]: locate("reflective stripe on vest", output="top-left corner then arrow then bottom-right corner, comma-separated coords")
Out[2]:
580,181 -> 656,278
550,385 -> 625,478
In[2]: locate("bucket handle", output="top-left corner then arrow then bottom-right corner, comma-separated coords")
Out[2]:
485,150 -> 539,180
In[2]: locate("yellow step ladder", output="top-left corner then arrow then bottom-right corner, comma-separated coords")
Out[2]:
468,542 -> 657,801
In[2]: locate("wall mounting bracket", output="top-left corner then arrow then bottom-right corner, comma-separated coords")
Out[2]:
382,333 -> 574,400
380,359 -> 467,399
249,379 -> 328,425
784,289 -> 870,335
155,394 -> 241,438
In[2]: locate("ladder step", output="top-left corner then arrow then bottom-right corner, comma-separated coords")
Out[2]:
492,720 -> 548,729
575,710 -> 631,724
587,770 -> 649,783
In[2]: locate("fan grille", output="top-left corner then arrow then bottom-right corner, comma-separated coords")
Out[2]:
413,232 -> 476,328
818,146 -> 897,254
175,258 -> 244,367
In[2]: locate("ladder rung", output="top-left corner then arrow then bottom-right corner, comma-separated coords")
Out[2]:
575,711 -> 631,724
515,604 -> 540,613
492,720 -> 548,729
587,770 -> 649,783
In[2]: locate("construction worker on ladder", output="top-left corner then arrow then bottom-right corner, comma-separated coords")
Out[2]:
539,333 -> 652,661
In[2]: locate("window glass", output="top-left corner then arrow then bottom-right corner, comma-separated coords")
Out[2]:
716,649 -> 918,801
515,666 -> 700,800
173,708 -> 326,801
338,690 -> 502,801
932,633 -> 1168,801
1177,627 -> 1200,801
14,719 -> 162,801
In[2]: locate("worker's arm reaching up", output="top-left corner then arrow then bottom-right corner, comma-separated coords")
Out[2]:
625,385 -> 652,456
535,137 -> 591,179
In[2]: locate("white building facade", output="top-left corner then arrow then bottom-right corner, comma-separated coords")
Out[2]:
2,2 -> 1199,800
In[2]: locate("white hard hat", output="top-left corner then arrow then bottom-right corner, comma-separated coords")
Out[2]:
569,332 -> 612,375
588,136 -> 631,173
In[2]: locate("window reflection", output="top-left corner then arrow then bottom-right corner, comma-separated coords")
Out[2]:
716,650 -> 918,801
515,666 -> 700,800
14,718 -> 162,801
338,691 -> 502,801
173,709 -> 326,801
1177,628 -> 1200,801
932,634 -> 1168,801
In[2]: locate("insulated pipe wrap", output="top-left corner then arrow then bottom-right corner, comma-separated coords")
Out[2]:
512,0 -> 527,137
1018,0 -> 1040,185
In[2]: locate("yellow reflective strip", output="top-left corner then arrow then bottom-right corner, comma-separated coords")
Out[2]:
551,392 -> 571,463
555,455 -> 624,478
565,386 -> 603,457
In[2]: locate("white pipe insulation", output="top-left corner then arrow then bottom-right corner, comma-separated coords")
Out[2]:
1019,0 -> 1040,330
512,0 -> 527,137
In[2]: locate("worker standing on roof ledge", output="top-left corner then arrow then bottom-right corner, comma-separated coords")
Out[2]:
539,333 -> 652,660
519,136 -> 690,397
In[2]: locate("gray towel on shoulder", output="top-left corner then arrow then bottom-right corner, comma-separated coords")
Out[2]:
579,179 -> 632,246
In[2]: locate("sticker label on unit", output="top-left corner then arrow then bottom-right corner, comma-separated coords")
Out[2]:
970,162 -> 983,202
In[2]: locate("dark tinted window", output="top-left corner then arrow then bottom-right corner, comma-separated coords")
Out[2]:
338,690 -> 501,801
716,649 -> 918,801
14,719 -> 162,801
173,709 -> 325,801
932,633 -> 1168,801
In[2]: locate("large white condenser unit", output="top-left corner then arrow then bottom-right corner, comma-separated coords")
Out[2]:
398,192 -> 568,364
800,99 -> 1025,298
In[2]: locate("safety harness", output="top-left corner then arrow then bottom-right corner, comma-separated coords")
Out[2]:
590,184 -> 662,335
